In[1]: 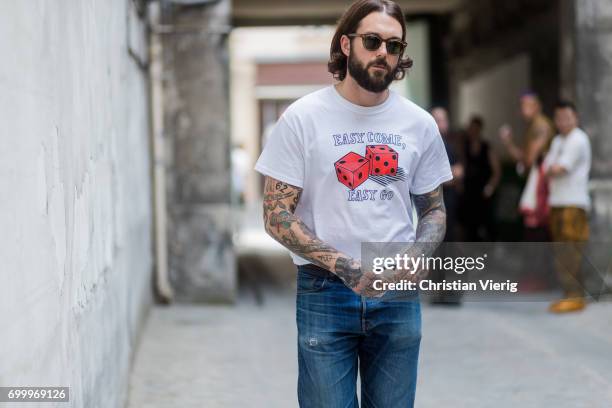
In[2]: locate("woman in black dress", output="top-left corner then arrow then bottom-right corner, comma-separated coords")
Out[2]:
462,116 -> 501,241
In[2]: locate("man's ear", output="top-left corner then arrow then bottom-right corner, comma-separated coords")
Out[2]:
340,35 -> 351,57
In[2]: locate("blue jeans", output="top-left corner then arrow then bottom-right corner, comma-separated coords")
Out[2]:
296,264 -> 422,408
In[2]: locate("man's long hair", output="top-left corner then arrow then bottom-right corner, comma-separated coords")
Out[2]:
328,0 -> 413,81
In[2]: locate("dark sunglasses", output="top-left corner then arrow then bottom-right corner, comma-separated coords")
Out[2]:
347,33 -> 407,55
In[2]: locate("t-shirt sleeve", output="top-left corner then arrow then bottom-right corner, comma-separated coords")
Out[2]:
555,135 -> 584,172
254,115 -> 305,188
543,138 -> 559,171
410,120 -> 454,195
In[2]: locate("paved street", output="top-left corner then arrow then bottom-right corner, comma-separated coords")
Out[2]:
127,289 -> 612,408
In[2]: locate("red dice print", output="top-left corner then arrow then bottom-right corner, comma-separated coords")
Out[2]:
365,145 -> 398,176
334,152 -> 369,190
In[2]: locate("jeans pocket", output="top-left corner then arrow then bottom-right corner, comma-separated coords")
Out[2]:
296,270 -> 328,294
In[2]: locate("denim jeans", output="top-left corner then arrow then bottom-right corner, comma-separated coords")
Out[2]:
296,264 -> 422,408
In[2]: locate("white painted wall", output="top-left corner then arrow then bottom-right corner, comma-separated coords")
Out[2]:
458,54 -> 530,152
405,20 -> 431,109
0,2 -> 152,407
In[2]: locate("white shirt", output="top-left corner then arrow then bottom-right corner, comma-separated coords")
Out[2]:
544,127 -> 591,209
254,85 -> 453,265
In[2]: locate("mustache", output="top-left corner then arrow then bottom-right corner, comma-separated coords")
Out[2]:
367,59 -> 391,70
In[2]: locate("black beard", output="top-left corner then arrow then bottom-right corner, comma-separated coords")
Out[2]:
347,53 -> 397,93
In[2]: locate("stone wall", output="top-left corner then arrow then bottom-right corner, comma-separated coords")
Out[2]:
574,0 -> 612,241
575,0 -> 612,179
160,0 -> 236,303
0,1 -> 153,407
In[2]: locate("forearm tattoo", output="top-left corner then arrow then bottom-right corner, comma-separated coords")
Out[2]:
396,186 -> 447,281
262,176 -> 364,289
333,256 -> 363,289
412,185 -> 447,249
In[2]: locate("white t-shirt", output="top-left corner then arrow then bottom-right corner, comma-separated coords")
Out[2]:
543,127 -> 591,209
254,85 -> 453,265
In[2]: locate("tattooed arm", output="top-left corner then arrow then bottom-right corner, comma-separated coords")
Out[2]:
401,186 -> 447,279
411,186 -> 447,252
262,176 -> 371,294
350,185 -> 447,294
524,122 -> 551,169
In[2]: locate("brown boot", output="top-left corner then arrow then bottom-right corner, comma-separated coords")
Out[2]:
548,298 -> 586,313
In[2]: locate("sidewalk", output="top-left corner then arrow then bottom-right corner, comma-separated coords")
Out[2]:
127,289 -> 612,408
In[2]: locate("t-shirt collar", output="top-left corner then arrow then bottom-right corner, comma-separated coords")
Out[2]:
330,84 -> 396,115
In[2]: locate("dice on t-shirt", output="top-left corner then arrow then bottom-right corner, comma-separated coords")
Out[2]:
365,145 -> 398,176
334,152 -> 369,190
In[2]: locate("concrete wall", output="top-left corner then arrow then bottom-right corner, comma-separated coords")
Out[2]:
0,2 -> 153,407
575,0 -> 612,179
457,54 -> 529,144
574,0 -> 612,242
160,0 -> 236,303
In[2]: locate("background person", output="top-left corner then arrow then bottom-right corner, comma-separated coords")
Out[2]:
499,92 -> 555,241
544,100 -> 592,313
462,116 -> 501,242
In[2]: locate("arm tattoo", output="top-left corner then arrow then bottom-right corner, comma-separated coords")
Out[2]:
333,256 -> 362,288
394,186 -> 447,281
262,176 -> 364,289
412,185 -> 446,248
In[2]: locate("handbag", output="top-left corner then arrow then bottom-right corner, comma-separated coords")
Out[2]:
518,163 -> 550,227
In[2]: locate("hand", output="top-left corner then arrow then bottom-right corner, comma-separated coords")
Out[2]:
548,164 -> 566,177
353,270 -> 388,298
483,184 -> 495,198
354,259 -> 399,298
451,164 -> 464,181
359,256 -> 427,298
334,258 -> 386,298
407,260 -> 429,284
498,124 -> 512,144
